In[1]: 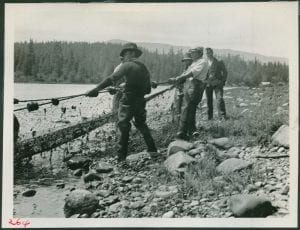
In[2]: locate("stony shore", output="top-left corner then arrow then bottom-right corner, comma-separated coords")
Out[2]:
13,85 -> 291,219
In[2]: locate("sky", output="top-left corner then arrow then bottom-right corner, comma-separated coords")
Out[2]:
6,2 -> 298,58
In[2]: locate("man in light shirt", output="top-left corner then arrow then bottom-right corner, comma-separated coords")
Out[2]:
169,47 -> 209,140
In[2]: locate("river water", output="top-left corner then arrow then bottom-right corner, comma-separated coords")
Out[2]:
14,83 -> 97,100
14,83 -> 173,137
14,83 -> 238,99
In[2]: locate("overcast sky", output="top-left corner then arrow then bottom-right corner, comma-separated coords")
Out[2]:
6,2 -> 297,58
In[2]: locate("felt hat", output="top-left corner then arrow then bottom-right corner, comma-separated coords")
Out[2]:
182,51 -> 192,62
190,47 -> 204,54
120,42 -> 142,57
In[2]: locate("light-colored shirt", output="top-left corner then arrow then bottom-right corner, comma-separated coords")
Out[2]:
113,62 -> 124,86
185,57 -> 209,81
113,62 -> 123,73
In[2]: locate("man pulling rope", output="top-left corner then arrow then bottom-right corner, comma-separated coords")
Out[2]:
86,42 -> 159,163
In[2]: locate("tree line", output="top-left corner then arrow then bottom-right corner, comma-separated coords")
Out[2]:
14,40 -> 289,86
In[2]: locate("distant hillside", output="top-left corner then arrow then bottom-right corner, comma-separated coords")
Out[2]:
108,39 -> 288,64
14,40 -> 289,86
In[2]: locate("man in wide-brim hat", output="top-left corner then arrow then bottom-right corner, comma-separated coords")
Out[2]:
182,51 -> 193,63
111,52 -> 158,133
119,42 -> 142,58
86,42 -> 158,163
169,46 -> 209,140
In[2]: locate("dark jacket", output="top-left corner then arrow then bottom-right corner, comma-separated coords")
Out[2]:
98,60 -> 151,96
206,58 -> 227,87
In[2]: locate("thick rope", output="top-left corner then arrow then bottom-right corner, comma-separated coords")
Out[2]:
15,85 -> 175,158
14,82 -> 169,104
14,95 -> 73,103
13,83 -> 170,112
14,90 -> 113,112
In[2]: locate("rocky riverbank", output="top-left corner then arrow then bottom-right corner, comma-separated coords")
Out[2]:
14,128 -> 290,218
59,132 -> 290,218
13,84 -> 291,218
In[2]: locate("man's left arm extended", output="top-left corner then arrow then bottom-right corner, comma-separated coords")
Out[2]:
174,60 -> 207,83
86,65 -> 127,97
168,67 -> 193,84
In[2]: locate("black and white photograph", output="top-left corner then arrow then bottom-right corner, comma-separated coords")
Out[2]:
1,2 -> 298,228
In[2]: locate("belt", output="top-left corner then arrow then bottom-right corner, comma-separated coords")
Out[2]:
187,77 -> 202,84
124,92 -> 145,98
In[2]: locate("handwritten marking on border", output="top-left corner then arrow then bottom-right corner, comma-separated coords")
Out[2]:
8,219 -> 30,228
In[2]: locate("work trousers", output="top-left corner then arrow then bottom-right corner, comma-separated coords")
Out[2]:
112,90 -> 123,131
172,85 -> 184,124
179,79 -> 206,136
117,94 -> 157,159
205,84 -> 226,120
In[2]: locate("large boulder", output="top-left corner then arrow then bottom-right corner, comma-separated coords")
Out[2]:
108,202 -> 122,213
206,144 -> 238,162
187,143 -> 206,157
167,140 -> 194,156
66,156 -> 92,171
164,151 -> 196,174
154,185 -> 178,199
216,158 -> 253,174
217,147 -> 240,162
226,147 -> 241,157
22,189 -> 37,197
162,210 -> 175,218
73,168 -> 83,177
95,162 -> 113,173
103,195 -> 120,206
64,189 -> 99,218
229,194 -> 275,217
83,171 -> 102,183
208,137 -> 233,150
126,152 -> 151,164
271,125 -> 289,148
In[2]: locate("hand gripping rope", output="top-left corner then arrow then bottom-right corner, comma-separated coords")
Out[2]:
13,81 -> 173,113
13,88 -> 118,112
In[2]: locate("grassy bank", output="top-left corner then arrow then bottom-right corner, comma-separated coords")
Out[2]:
128,84 -> 288,203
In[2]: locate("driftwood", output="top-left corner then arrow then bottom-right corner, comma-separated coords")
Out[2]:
14,86 -> 174,160
145,85 -> 174,102
255,154 -> 289,159
14,113 -> 114,161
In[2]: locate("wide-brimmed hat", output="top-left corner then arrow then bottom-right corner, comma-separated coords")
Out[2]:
182,52 -> 192,62
120,42 -> 142,57
190,47 -> 204,54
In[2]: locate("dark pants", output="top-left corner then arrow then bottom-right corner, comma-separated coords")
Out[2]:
14,114 -> 20,143
178,79 -> 206,137
112,90 -> 123,131
205,84 -> 226,119
117,94 -> 157,159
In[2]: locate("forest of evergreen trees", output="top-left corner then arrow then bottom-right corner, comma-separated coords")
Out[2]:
14,40 -> 289,87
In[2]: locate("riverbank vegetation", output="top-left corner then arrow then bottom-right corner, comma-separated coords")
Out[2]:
15,40 -> 288,87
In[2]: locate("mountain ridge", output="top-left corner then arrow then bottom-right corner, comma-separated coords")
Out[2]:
108,39 -> 288,64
